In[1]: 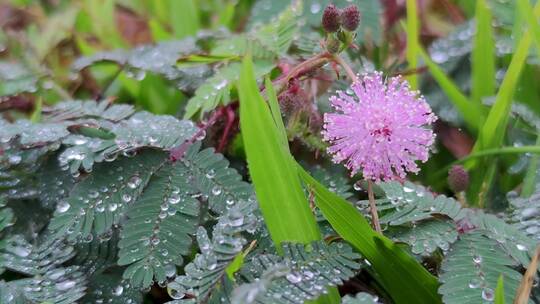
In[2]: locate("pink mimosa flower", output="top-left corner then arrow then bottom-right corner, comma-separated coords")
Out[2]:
322,72 -> 437,181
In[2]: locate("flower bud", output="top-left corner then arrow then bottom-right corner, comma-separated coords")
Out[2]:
448,165 -> 469,193
322,4 -> 341,33
340,4 -> 360,31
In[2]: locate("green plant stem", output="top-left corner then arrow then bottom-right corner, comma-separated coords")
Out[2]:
433,145 -> 540,181
367,180 -> 382,234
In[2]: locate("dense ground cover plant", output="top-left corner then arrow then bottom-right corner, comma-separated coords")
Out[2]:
0,0 -> 539,303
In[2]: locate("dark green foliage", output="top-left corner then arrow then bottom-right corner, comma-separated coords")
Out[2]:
118,161 -> 200,288
232,241 -> 362,304
438,232 -> 523,304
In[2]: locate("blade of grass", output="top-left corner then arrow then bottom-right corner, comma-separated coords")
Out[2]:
517,0 -> 540,197
298,166 -> 441,304
30,98 -> 42,123
238,54 -> 320,244
468,2 -> 540,205
495,275 -> 505,304
474,2 -> 540,152
432,145 -> 540,181
419,47 -> 483,132
239,55 -> 340,304
168,0 -> 200,39
405,0 -> 419,89
471,0 -> 496,103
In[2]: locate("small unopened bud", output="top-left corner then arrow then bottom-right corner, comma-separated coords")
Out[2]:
278,79 -> 309,115
448,165 -> 469,193
340,5 -> 360,31
322,4 -> 341,33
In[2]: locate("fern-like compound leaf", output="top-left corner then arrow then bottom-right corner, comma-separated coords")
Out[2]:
232,241 -> 362,304
508,187 -> 540,242
0,236 -> 75,276
72,39 -> 207,92
81,272 -> 143,304
168,198 -> 259,302
180,142 -> 254,214
386,219 -> 458,256
438,232 -> 523,304
48,150 -> 167,241
118,162 -> 200,288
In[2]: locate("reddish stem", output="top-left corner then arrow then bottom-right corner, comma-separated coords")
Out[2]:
217,105 -> 237,153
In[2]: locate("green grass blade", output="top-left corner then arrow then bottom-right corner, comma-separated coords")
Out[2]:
239,55 -> 341,304
468,2 -> 540,205
419,47 -> 483,131
516,0 -> 540,197
168,0 -> 200,39
238,55 -> 320,245
405,0 -> 419,89
265,76 -> 289,149
472,0 -> 496,103
298,166 -> 441,304
475,2 -> 540,152
495,275 -> 505,304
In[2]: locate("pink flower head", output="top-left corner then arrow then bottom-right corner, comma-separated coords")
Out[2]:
322,72 -> 437,181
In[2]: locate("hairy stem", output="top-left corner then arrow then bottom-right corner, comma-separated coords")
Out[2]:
367,180 -> 382,234
332,54 -> 358,82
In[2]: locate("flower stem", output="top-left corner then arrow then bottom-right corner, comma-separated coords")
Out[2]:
332,54 -> 358,82
367,180 -> 382,234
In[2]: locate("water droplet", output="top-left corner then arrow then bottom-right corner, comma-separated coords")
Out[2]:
516,243 -> 528,251
286,272 -> 302,284
212,186 -> 222,196
472,255 -> 482,264
56,280 -> 76,291
482,287 -> 494,301
112,285 -> 124,296
57,201 -> 71,213
310,2 -> 321,14
127,176 -> 142,189
468,278 -> 481,289
122,194 -> 132,203
403,186 -> 414,193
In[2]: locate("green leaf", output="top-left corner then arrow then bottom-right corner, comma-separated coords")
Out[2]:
184,60 -> 274,119
469,2 -> 540,205
471,0 -> 496,103
48,150 -> 167,240
474,2 -> 540,152
233,241 -> 362,304
495,275 -> 505,304
297,167 -> 442,304
169,0 -> 200,39
238,55 -> 320,246
438,232 -> 522,304
239,56 -> 340,304
118,162 -> 200,288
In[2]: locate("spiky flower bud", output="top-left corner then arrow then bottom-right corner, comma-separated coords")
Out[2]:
278,79 -> 309,115
340,4 -> 360,31
322,4 -> 341,33
448,165 -> 469,193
